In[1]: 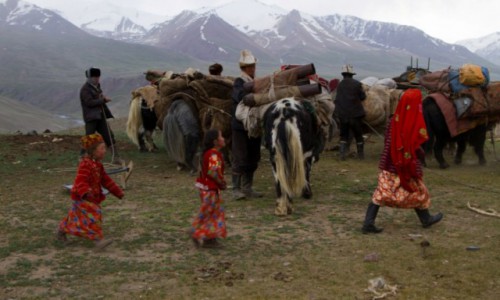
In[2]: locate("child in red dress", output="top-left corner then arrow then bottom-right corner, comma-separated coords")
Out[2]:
191,129 -> 227,248
57,133 -> 124,249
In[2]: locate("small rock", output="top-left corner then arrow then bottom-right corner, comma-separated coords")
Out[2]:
364,252 -> 379,262
26,130 -> 38,136
283,262 -> 291,267
466,245 -> 480,251
43,129 -> 52,133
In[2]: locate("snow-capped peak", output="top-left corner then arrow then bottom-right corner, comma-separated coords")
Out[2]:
33,0 -> 166,32
197,0 -> 287,33
457,32 -> 500,52
0,0 -> 64,31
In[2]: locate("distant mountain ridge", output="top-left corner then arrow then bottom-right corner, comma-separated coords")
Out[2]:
0,0 -> 202,119
457,32 -> 500,66
1,0 -> 499,132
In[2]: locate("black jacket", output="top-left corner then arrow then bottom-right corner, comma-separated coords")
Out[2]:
334,77 -> 367,119
231,77 -> 247,131
80,81 -> 113,123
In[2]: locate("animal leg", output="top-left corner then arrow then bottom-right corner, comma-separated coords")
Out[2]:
138,130 -> 147,152
274,180 -> 288,216
144,130 -> 157,152
275,195 -> 288,216
286,195 -> 294,215
302,159 -> 313,199
474,142 -> 486,165
434,137 -> 449,169
454,138 -> 466,165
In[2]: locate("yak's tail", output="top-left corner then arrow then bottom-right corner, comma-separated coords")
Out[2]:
274,118 -> 306,196
126,95 -> 142,147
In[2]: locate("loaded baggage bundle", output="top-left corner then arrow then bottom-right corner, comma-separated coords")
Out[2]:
419,64 -> 490,94
235,63 -> 335,138
151,69 -> 234,137
419,64 -> 498,119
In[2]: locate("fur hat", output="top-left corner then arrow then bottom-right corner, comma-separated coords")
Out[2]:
81,133 -> 104,150
239,50 -> 257,67
85,67 -> 101,78
209,63 -> 223,75
341,64 -> 356,75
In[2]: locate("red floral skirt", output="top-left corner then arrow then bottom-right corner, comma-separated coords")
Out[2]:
191,190 -> 226,241
59,200 -> 103,241
372,170 -> 430,209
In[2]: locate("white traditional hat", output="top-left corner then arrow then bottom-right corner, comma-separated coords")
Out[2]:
341,64 -> 356,75
239,50 -> 257,67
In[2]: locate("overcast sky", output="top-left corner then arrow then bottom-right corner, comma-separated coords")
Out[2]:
30,0 -> 499,43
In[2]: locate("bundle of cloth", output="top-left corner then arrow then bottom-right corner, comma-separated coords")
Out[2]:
149,68 -> 235,138
235,64 -> 334,139
358,77 -> 403,129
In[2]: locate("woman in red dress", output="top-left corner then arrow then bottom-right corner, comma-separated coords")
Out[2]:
362,89 -> 443,233
57,133 -> 124,249
191,129 -> 227,248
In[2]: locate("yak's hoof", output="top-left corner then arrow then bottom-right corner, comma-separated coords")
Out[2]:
439,162 -> 450,169
274,208 -> 288,216
302,189 -> 313,200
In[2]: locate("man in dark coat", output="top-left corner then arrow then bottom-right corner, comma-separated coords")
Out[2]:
80,67 -> 123,164
231,50 -> 263,200
334,64 -> 367,160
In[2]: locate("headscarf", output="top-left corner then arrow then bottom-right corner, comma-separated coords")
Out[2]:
390,89 -> 428,191
81,133 -> 104,151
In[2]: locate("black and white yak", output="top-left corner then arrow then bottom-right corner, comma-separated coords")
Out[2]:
264,98 -> 323,216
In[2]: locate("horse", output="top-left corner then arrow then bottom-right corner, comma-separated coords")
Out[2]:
263,97 -> 322,216
422,95 -> 494,169
126,85 -> 159,152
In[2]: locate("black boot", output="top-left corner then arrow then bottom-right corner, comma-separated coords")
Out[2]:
357,142 -> 365,160
362,203 -> 384,234
242,172 -> 263,198
232,174 -> 246,200
415,209 -> 443,228
339,141 -> 347,161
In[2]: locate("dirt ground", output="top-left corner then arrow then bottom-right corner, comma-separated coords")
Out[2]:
0,130 -> 499,299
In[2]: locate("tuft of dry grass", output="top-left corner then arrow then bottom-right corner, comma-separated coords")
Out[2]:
0,128 -> 499,299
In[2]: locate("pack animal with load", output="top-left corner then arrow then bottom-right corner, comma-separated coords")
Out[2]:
418,64 -> 499,168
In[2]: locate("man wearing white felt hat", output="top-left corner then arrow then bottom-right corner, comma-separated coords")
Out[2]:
230,50 -> 263,200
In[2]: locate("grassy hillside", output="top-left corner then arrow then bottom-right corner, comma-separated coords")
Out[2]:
0,96 -> 80,133
0,27 -> 202,114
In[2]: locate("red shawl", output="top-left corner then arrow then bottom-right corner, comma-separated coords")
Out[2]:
390,89 -> 428,192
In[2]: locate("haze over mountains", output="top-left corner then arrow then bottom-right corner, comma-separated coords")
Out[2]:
0,0 -> 499,132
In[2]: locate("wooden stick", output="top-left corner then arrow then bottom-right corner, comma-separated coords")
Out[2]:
467,202 -> 500,218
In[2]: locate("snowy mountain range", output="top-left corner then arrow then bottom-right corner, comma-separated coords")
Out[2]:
0,0 -> 499,131
5,0 -> 497,71
457,32 -> 500,66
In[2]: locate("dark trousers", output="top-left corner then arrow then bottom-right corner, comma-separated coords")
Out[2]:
231,129 -> 261,175
339,117 -> 364,144
85,119 -> 115,147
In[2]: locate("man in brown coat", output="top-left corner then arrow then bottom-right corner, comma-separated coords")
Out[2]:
80,67 -> 123,164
